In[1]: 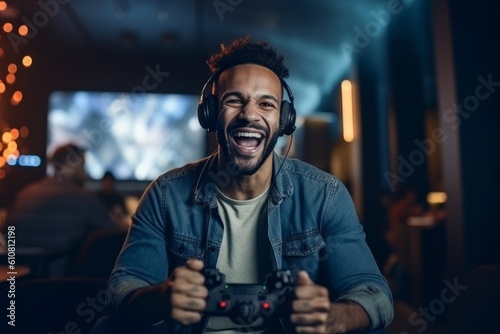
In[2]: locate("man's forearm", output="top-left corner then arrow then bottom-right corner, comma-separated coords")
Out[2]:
327,301 -> 370,333
119,284 -> 171,325
334,284 -> 393,329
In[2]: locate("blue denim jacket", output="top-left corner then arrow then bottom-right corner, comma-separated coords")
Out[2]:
107,153 -> 393,331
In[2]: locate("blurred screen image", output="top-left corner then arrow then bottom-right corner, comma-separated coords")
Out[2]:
47,91 -> 206,181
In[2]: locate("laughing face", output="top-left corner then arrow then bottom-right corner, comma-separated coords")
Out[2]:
215,64 -> 282,176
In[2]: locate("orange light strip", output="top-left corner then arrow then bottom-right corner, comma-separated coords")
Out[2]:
341,80 -> 354,143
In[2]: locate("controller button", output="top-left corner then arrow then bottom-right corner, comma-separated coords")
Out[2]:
262,302 -> 271,311
275,281 -> 283,289
218,300 -> 228,309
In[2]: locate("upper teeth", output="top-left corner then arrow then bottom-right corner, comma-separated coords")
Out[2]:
234,132 -> 262,138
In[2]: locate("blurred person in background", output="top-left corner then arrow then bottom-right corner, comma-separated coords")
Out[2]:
385,184 -> 424,257
4,143 -> 125,276
96,170 -> 130,225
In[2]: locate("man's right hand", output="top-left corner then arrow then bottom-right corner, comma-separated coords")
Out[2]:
164,259 -> 208,325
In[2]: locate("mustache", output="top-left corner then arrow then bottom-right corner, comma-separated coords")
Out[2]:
226,121 -> 268,135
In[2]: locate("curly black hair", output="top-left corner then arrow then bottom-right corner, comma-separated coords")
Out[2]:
206,36 -> 289,79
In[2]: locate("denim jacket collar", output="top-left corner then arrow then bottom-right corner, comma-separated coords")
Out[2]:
192,152 -> 218,208
192,152 -> 293,207
269,153 -> 293,206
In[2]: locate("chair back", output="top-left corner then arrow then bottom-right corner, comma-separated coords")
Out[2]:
1,277 -> 108,333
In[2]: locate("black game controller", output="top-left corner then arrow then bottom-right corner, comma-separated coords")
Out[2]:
203,268 -> 294,325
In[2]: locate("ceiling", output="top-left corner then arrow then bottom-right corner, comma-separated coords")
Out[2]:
4,0 -> 395,115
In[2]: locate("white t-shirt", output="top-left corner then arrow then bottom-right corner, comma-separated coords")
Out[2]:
204,187 -> 272,333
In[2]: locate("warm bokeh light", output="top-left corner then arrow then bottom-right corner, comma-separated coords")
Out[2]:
12,91 -> 23,103
0,81 -> 5,93
22,56 -> 33,67
8,63 -> 17,74
18,25 -> 29,36
10,128 -> 19,139
7,141 -> 17,151
20,126 -> 29,138
12,91 -> 23,102
427,192 -> 448,204
3,22 -> 12,33
341,80 -> 354,143
0,1 -> 7,11
0,169 -> 5,180
0,47 -> 4,57
11,94 -> 22,106
2,132 -> 13,143
6,73 -> 15,84
0,157 -> 5,168
3,151 -> 18,163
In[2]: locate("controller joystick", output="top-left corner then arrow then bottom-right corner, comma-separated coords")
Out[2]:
204,268 -> 223,290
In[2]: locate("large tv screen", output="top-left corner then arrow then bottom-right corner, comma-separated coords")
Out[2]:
47,91 -> 206,181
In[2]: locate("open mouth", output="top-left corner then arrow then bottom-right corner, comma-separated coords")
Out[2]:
230,130 -> 265,153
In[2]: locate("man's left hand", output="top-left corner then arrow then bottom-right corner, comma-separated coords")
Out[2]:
291,270 -> 331,333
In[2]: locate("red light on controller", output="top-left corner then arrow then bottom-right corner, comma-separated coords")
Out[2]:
218,300 -> 228,309
262,302 -> 271,310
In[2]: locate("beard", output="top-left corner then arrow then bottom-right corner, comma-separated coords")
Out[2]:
217,122 -> 279,176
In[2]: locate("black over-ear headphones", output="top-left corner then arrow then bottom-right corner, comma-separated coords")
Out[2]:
197,70 -> 297,136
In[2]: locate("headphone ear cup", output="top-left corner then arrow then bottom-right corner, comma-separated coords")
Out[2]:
197,94 -> 218,132
279,101 -> 290,136
285,105 -> 296,135
279,101 -> 296,136
205,95 -> 218,132
197,99 -> 209,130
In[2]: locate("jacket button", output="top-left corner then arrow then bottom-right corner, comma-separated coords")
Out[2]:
208,246 -> 216,253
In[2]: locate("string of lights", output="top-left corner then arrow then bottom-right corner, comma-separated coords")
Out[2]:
0,1 -> 38,180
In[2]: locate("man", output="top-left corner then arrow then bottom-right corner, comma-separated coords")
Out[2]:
105,37 -> 393,333
6,144 -> 124,276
